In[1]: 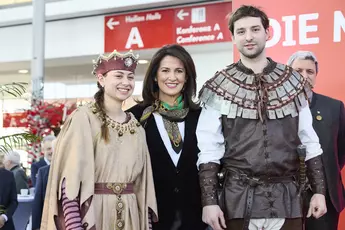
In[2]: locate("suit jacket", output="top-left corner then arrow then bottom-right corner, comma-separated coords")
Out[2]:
310,92 -> 345,212
10,165 -> 29,194
128,104 -> 207,230
0,168 -> 18,230
32,165 -> 50,230
31,158 -> 47,188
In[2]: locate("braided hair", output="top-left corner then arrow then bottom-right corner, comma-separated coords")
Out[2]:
94,81 -> 109,143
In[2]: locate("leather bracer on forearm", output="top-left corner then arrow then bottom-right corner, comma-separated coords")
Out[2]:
306,155 -> 326,195
199,162 -> 220,207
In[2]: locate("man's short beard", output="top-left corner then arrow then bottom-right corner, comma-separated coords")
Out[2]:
240,45 -> 265,59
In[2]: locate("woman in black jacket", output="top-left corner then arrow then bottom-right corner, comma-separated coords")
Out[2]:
128,44 -> 207,230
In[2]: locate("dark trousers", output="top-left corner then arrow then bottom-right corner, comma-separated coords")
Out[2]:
305,191 -> 339,230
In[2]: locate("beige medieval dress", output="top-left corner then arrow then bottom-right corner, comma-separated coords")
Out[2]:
41,103 -> 157,230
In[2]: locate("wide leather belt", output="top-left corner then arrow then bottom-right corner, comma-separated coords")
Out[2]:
227,170 -> 296,230
94,182 -> 134,195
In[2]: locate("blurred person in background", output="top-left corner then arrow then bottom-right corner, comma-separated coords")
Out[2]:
32,138 -> 57,230
31,135 -> 56,187
288,51 -> 345,230
3,151 -> 29,194
128,44 -> 207,230
41,50 -> 157,230
0,153 -> 18,230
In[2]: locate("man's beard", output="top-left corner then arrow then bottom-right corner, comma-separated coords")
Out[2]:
240,44 -> 265,59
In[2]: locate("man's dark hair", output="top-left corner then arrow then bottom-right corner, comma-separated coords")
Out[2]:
228,5 -> 270,35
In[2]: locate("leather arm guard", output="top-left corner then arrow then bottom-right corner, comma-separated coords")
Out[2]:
199,163 -> 220,207
306,155 -> 326,195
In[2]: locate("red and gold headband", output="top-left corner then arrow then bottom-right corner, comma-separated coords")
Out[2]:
92,50 -> 139,76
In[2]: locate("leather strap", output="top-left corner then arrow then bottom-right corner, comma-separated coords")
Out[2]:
199,163 -> 220,206
243,186 -> 255,230
306,156 -> 326,195
94,183 -> 134,195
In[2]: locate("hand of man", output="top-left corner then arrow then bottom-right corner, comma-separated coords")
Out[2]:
202,205 -> 226,230
0,215 -> 5,228
307,193 -> 327,219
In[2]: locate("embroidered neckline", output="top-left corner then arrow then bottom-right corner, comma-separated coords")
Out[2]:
236,57 -> 277,75
88,102 -> 141,136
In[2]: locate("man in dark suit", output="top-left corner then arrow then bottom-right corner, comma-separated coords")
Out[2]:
0,154 -> 18,230
32,165 -> 50,230
288,51 -> 345,230
31,135 -> 55,187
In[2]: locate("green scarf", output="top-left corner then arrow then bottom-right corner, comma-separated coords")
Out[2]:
161,95 -> 184,110
140,95 -> 188,153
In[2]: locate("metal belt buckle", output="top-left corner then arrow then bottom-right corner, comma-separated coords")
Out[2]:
238,173 -> 248,182
248,177 -> 261,187
106,183 -> 127,195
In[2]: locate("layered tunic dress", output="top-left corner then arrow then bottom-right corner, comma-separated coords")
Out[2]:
41,103 -> 157,230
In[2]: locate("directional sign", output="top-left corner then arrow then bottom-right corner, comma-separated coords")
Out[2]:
173,2 -> 232,46
104,2 -> 232,52
104,9 -> 175,51
177,9 -> 189,20
106,18 -> 120,30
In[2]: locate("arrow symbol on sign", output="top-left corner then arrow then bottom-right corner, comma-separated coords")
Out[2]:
177,9 -> 189,20
107,18 -> 120,30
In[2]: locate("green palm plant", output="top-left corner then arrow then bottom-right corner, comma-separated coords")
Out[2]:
0,205 -> 5,215
0,82 -> 38,153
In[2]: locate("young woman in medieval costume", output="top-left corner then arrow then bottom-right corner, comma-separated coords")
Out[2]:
41,50 -> 157,230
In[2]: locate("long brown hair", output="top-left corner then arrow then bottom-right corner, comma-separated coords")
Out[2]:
94,81 -> 109,142
139,44 -> 199,110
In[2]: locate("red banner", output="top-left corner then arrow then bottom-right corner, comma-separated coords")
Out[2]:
3,112 -> 28,128
104,2 -> 232,52
233,1 -> 345,228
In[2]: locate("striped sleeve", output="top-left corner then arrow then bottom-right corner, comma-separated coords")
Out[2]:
148,208 -> 153,230
61,179 -> 84,230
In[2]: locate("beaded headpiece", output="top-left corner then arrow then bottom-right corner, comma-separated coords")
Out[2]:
92,50 -> 139,76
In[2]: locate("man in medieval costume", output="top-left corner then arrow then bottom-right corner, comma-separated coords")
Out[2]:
196,5 -> 327,230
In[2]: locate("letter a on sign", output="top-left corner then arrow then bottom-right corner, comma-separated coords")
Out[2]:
217,32 -> 224,40
125,27 -> 144,49
213,23 -> 220,31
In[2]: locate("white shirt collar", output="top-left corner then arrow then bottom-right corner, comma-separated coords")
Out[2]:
44,157 -> 51,165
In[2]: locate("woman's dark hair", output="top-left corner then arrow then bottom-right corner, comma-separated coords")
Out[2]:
94,81 -> 109,142
228,5 -> 270,35
140,44 -> 199,110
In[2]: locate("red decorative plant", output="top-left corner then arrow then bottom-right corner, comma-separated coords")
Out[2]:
25,100 -> 76,160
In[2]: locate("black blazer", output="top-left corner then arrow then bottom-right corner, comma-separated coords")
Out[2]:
32,165 -> 50,230
310,92 -> 345,212
31,158 -> 47,187
0,168 -> 18,230
10,165 -> 28,194
128,104 -> 207,230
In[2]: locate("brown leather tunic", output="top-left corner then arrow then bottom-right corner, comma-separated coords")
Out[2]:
199,58 -> 312,220
220,116 -> 302,218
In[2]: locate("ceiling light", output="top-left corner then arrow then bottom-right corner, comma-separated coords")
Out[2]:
138,60 -> 149,64
18,69 -> 29,74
